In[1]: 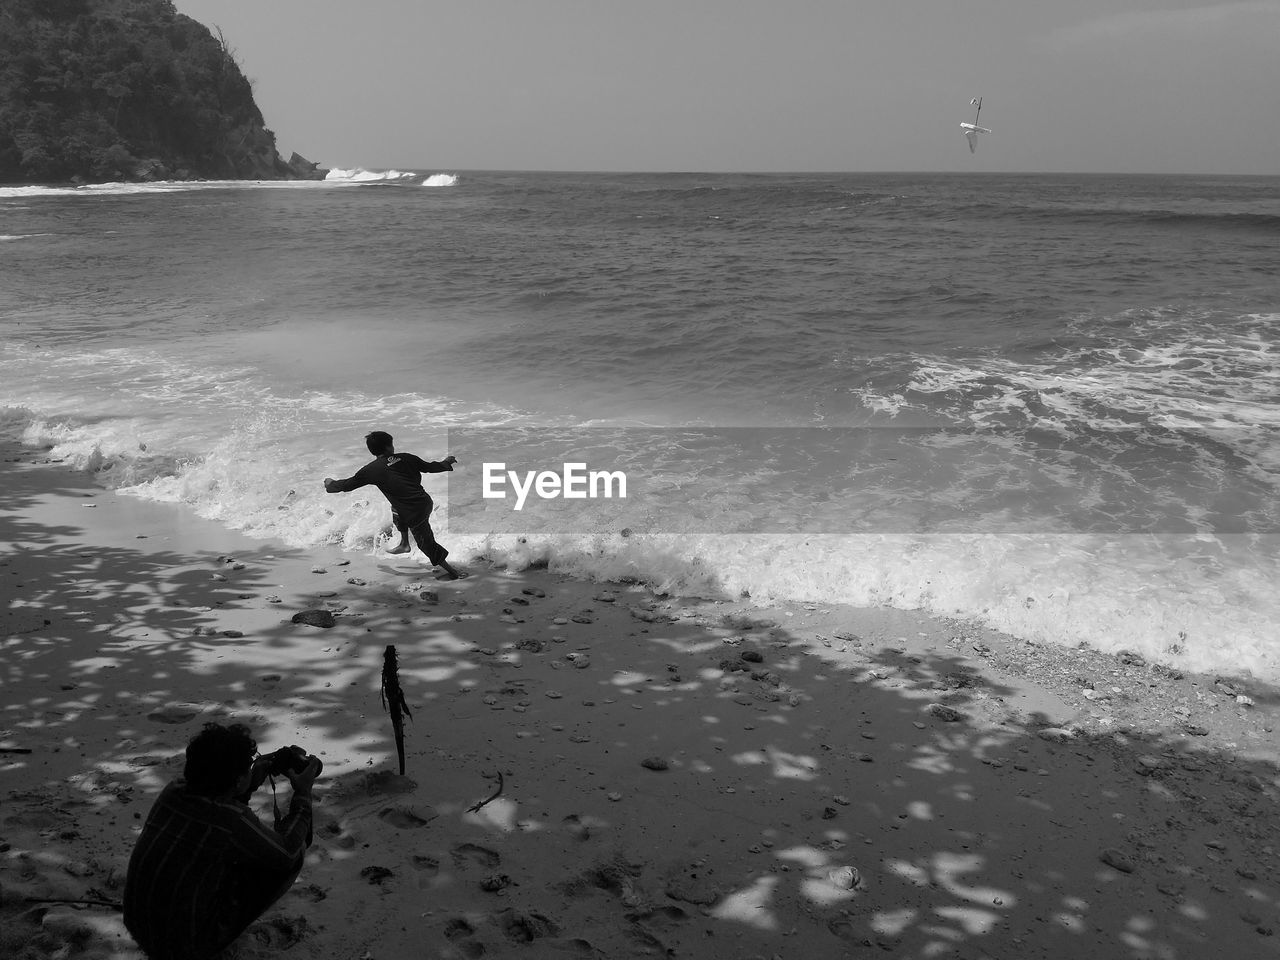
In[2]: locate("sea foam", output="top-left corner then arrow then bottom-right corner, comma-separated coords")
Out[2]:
0,179 -> 344,199
13,403 -> 1277,686
325,167 -> 417,182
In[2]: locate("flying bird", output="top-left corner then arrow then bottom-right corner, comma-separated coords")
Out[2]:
960,97 -> 992,153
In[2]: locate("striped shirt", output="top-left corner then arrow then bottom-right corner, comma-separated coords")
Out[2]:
123,778 -> 313,960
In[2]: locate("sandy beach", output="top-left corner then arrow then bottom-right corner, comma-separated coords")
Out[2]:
3,434 -> 1279,960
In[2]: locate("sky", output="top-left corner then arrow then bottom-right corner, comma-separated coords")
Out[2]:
175,0 -> 1280,175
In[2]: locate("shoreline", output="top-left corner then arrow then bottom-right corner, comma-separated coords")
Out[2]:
3,435 -> 1279,959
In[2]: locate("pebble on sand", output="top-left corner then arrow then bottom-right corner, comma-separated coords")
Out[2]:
292,610 -> 337,628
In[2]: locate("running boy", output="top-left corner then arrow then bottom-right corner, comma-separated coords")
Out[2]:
324,431 -> 462,579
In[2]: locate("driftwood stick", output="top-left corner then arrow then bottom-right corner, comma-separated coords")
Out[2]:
0,747 -> 33,754
467,770 -> 505,813
380,644 -> 412,775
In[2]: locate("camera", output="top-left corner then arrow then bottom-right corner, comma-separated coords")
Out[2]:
264,745 -> 317,777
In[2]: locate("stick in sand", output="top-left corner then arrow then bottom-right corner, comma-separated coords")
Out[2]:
24,897 -> 122,910
380,644 -> 412,775
467,770 -> 505,813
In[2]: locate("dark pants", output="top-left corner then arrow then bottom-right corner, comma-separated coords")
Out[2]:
409,516 -> 449,566
392,500 -> 449,566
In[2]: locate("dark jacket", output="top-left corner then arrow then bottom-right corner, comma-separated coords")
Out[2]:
327,453 -> 453,527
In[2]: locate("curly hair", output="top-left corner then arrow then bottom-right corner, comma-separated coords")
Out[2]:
183,722 -> 256,796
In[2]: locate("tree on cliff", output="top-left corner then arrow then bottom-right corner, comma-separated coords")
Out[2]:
0,0 -> 316,182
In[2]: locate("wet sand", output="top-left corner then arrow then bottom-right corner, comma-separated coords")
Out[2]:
3,436 -> 1279,959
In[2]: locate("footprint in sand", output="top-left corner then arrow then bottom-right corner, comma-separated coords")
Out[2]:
377,805 -> 438,829
444,918 -> 474,940
360,865 -> 394,885
411,854 -> 440,876
318,820 -> 356,849
828,917 -> 861,941
500,910 -> 558,943
450,842 -> 501,869
248,915 -> 310,949
443,917 -> 485,959
624,925 -> 669,954
147,703 -> 200,724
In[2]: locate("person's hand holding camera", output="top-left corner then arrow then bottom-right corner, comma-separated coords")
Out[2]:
264,745 -> 322,794
286,754 -> 322,794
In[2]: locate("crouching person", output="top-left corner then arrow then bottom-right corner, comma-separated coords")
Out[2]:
124,722 -> 321,960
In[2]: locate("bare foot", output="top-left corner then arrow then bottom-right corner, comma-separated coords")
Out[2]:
436,562 -> 465,580
387,543 -> 411,555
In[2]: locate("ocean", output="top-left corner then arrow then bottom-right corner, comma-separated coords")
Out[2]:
3,169 -> 1278,683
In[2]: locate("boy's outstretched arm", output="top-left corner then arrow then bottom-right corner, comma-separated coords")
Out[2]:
415,454 -> 458,474
324,474 -> 365,493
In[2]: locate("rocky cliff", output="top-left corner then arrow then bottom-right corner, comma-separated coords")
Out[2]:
0,0 -> 326,183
